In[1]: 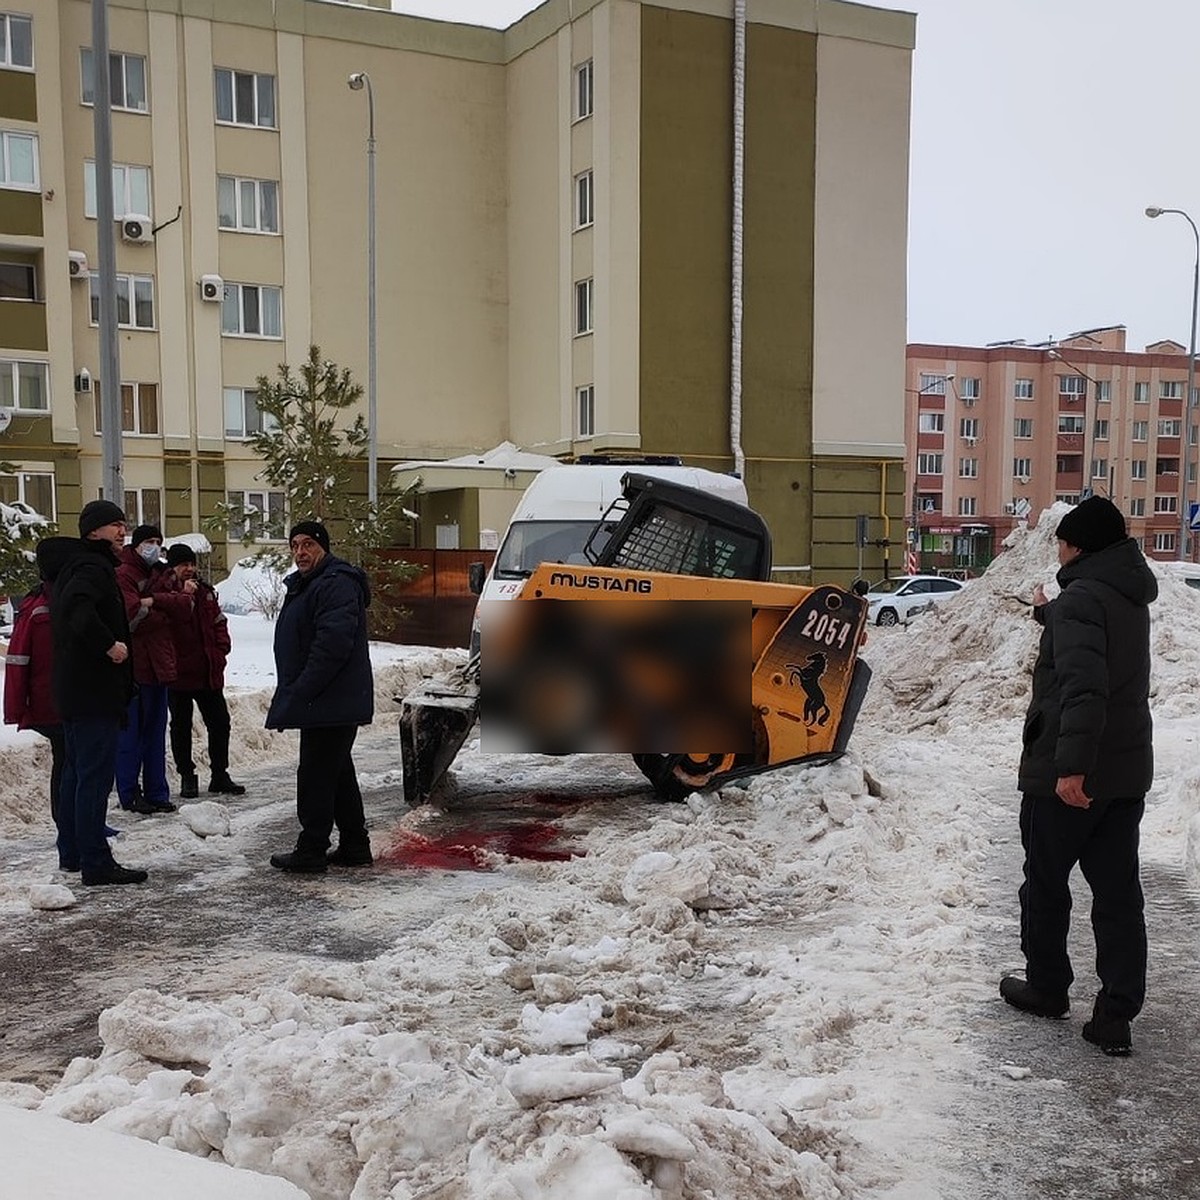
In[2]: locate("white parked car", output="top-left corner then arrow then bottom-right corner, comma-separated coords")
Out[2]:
864,574 -> 967,627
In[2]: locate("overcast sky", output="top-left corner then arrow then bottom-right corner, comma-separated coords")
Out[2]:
394,0 -> 1200,353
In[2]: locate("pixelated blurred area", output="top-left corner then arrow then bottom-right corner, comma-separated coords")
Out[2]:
480,599 -> 752,754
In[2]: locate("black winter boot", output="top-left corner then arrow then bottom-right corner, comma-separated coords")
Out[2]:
999,974 -> 1069,1019
1082,996 -> 1132,1056
82,861 -> 149,886
327,842 -> 374,867
179,773 -> 199,799
270,850 -> 327,874
210,774 -> 246,796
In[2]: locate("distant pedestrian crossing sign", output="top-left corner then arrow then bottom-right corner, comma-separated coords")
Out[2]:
1190,501 -> 1200,531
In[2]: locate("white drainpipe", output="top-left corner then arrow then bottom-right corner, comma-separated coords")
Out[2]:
730,0 -> 747,480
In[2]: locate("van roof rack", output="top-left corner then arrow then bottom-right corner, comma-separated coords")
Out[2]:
575,454 -> 683,466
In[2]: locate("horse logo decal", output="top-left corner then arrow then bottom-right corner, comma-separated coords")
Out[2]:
787,652 -> 830,726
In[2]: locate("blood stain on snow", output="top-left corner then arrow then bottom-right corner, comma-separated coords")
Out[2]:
380,820 -> 580,872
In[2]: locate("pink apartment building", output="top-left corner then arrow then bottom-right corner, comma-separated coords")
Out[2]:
906,325 -> 1200,572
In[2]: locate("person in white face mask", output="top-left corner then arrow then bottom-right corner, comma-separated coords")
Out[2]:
114,524 -> 197,814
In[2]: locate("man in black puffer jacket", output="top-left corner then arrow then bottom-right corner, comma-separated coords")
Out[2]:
1000,495 -> 1157,1057
52,501 -> 149,885
266,521 -> 374,874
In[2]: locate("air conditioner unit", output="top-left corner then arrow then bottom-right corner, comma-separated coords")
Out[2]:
964,436 -> 977,446
120,214 -> 153,244
961,396 -> 976,407
1017,475 -> 1030,485
74,368 -> 92,394
1003,501 -> 1017,515
68,250 -> 89,279
199,274 -> 224,302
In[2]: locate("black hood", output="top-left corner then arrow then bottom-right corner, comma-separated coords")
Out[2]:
1057,536 -> 1158,607
285,553 -> 372,606
36,536 -> 84,582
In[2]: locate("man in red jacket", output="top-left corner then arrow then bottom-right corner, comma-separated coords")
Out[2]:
159,543 -> 244,797
115,524 -> 196,813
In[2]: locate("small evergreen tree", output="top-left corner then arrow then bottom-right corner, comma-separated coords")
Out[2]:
0,469 -> 54,604
206,346 -> 421,633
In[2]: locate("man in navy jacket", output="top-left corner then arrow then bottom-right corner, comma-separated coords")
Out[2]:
267,521 -> 374,873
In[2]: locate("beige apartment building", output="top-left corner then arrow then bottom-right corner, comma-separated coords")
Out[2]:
906,325 -> 1200,571
1,0 -> 912,578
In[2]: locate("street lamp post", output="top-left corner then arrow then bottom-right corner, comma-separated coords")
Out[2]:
1145,205 -> 1198,560
349,71 -> 378,511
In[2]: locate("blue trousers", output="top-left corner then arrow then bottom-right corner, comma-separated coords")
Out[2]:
58,717 -> 120,872
116,684 -> 170,807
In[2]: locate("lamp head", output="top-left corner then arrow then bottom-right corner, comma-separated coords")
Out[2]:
348,72 -> 366,91
1146,206 -> 1164,219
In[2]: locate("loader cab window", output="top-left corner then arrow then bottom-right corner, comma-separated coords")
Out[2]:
494,520 -> 596,578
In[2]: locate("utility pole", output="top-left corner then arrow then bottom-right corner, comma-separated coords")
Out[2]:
92,0 -> 123,503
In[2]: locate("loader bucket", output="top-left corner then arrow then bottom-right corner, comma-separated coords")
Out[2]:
398,675 -> 480,807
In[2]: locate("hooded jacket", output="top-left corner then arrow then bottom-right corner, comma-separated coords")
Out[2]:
1018,536 -> 1157,799
155,568 -> 231,692
266,553 -> 373,731
116,546 -> 193,686
50,536 -> 135,720
3,537 -> 76,729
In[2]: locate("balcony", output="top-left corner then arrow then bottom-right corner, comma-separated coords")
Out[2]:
1056,432 -> 1084,452
0,299 -> 47,351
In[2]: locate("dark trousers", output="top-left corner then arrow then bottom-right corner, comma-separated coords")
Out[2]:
294,725 -> 368,858
116,684 -> 170,806
30,723 -> 65,825
168,688 -> 232,778
1019,791 -> 1147,1020
58,717 -> 120,872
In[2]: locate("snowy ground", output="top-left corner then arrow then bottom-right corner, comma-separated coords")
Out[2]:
0,509 -> 1197,1199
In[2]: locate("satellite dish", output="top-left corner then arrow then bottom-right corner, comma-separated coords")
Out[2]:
0,409 -> 12,434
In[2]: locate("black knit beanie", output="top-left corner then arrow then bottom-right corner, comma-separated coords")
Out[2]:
166,543 -> 197,567
1055,495 -> 1127,553
289,520 -> 331,553
130,524 -> 163,547
78,499 -> 126,537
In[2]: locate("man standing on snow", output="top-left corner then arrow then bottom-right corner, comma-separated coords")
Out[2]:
1000,494 -> 1156,1056
266,521 -> 374,874
51,500 -> 148,885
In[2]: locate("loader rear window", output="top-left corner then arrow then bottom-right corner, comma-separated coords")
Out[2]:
494,520 -> 596,578
605,505 -> 760,579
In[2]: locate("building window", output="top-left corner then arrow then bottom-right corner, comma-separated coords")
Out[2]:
1132,421 -> 1148,442
0,260 -> 36,300
958,458 -> 978,478
0,469 -> 54,519
221,283 -> 282,338
1189,462 -> 1197,485
574,170 -> 594,230
959,417 -> 978,439
0,359 -> 47,411
1014,418 -> 1033,439
1013,457 -> 1032,479
1160,380 -> 1184,399
1154,494 -> 1178,514
918,412 -> 944,434
960,377 -> 981,400
573,59 -> 594,121
218,176 -> 279,234
1130,459 -> 1147,480
918,373 -> 947,395
958,496 -> 977,517
574,278 -> 593,336
1191,424 -> 1199,446
84,160 -> 151,220
223,387 -> 277,439
93,380 -> 158,435
1153,531 -> 1177,553
576,384 -> 595,438
88,272 -> 154,329
1096,380 -> 1111,402
124,487 -> 162,528
1057,375 -> 1086,397
1091,458 -> 1108,479
1156,457 -> 1179,477
0,129 -> 37,190
1055,493 -> 1081,505
1057,414 -> 1084,434
214,68 -> 276,129
917,453 -> 943,476
1014,378 -> 1034,399
1094,418 -> 1109,440
1133,381 -> 1149,403
81,49 -> 147,112
1157,418 -> 1182,438
1,13 -> 33,70
1130,497 -> 1146,517
227,489 -> 286,540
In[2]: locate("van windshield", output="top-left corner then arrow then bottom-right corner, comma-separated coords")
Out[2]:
494,520 -> 597,578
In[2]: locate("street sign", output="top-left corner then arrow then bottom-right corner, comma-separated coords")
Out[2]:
1190,501 -> 1200,531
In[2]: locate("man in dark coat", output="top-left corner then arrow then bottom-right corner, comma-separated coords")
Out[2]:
115,524 -> 196,813
267,521 -> 374,873
158,543 -> 244,798
51,500 -> 148,885
1000,495 -> 1157,1056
